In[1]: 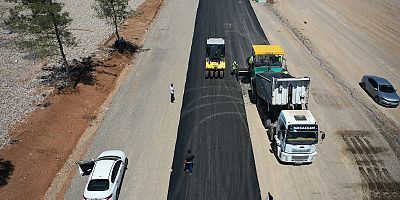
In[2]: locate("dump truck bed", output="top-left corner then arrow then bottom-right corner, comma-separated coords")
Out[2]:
255,72 -> 310,106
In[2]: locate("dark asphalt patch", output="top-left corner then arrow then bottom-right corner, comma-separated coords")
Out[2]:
167,0 -> 270,199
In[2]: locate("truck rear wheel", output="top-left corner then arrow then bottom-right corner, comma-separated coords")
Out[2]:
267,127 -> 275,142
273,140 -> 278,157
205,70 -> 210,79
265,119 -> 271,129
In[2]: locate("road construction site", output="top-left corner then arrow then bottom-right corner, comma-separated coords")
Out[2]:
65,0 -> 400,199
1,0 -> 399,199
66,0 -> 400,199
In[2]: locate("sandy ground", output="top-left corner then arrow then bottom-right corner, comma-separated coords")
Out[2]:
248,0 -> 400,199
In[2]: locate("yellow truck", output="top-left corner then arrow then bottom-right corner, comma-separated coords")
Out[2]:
205,38 -> 225,79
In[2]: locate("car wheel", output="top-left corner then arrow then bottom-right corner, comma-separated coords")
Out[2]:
361,82 -> 366,90
374,96 -> 380,104
116,187 -> 120,199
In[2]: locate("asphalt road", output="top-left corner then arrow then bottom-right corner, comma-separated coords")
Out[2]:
166,0 -> 268,199
65,0 -> 198,198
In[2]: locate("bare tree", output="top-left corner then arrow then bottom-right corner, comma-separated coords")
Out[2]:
92,0 -> 131,42
7,0 -> 76,86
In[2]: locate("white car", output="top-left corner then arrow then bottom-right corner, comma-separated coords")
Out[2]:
79,150 -> 128,200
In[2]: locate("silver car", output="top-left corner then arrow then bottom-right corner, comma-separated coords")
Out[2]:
360,75 -> 399,107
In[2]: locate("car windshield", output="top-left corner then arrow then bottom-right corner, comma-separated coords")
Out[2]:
379,84 -> 396,93
286,131 -> 318,145
87,179 -> 109,191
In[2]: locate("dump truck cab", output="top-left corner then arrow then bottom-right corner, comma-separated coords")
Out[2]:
205,38 -> 226,78
270,110 -> 322,164
248,45 -> 287,77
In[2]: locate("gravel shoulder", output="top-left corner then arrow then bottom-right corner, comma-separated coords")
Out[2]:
0,0 -> 159,199
248,1 -> 400,199
0,0 -> 145,148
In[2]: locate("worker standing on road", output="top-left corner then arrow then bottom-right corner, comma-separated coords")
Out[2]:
184,150 -> 194,175
231,61 -> 238,81
248,56 -> 253,66
170,83 -> 175,103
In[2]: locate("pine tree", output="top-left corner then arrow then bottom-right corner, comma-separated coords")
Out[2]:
92,0 -> 131,42
7,0 -> 76,86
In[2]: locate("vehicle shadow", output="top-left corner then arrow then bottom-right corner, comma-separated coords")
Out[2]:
358,82 -> 374,99
0,158 -> 14,187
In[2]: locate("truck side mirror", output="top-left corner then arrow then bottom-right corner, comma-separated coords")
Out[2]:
374,88 -> 378,91
320,132 -> 326,141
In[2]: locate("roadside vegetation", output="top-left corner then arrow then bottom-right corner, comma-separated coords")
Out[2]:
5,0 -> 135,91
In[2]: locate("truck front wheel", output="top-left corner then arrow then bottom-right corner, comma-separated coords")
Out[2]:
250,79 -> 257,103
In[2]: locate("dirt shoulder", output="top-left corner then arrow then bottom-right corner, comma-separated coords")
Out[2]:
0,0 -> 163,199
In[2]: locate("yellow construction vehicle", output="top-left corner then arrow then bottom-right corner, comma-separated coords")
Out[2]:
205,38 -> 225,78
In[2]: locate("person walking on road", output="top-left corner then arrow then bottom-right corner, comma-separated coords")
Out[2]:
184,150 -> 194,175
170,83 -> 175,103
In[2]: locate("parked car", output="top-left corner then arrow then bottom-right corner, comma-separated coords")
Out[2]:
360,75 -> 399,107
79,150 -> 128,200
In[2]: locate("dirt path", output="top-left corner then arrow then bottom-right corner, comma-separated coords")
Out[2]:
0,0 -> 163,199
248,1 -> 400,199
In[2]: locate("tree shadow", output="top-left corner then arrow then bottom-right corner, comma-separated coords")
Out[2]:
113,38 -> 140,54
0,158 -> 14,187
40,56 -> 98,91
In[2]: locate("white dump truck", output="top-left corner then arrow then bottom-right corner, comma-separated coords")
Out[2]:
253,72 -> 324,163
268,110 -> 323,163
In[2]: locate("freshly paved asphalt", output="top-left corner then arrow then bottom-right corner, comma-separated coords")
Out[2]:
167,0 -> 268,199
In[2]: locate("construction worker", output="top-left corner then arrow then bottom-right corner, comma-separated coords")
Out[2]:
170,83 -> 175,103
248,56 -> 253,66
184,150 -> 195,175
231,61 -> 238,81
231,61 -> 238,74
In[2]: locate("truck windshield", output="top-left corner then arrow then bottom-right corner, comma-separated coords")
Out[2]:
286,131 -> 318,145
255,55 -> 282,66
